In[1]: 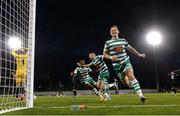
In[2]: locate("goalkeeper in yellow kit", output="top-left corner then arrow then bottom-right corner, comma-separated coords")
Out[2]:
11,48 -> 28,87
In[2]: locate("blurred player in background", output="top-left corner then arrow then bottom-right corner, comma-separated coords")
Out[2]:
169,71 -> 177,95
103,25 -> 146,103
56,81 -> 64,97
72,60 -> 105,100
11,48 -> 28,99
77,52 -> 118,100
70,71 -> 78,97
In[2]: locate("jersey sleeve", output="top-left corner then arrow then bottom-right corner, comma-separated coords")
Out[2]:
73,68 -> 78,74
12,49 -> 28,58
124,39 -> 131,48
103,41 -> 109,52
89,62 -> 94,67
11,50 -> 19,57
22,52 -> 28,58
24,49 -> 28,58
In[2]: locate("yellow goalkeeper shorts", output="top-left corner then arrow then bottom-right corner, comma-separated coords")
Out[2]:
15,70 -> 27,86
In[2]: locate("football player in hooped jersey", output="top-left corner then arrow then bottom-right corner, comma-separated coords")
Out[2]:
77,52 -> 118,101
103,25 -> 146,103
73,60 -> 105,100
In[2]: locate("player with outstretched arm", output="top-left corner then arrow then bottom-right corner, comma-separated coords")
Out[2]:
103,25 -> 146,103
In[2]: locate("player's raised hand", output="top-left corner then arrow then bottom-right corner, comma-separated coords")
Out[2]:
138,53 -> 146,59
77,62 -> 81,66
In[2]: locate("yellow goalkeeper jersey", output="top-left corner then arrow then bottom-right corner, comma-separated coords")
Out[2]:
12,49 -> 28,72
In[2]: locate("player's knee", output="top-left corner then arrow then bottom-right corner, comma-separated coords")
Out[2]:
96,84 -> 100,89
121,80 -> 129,87
96,85 -> 100,89
128,75 -> 135,81
126,70 -> 135,80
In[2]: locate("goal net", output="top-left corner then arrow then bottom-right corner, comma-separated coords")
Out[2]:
0,0 -> 36,113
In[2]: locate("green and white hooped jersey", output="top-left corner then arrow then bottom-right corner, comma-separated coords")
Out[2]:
90,55 -> 108,74
74,67 -> 91,78
104,38 -> 130,66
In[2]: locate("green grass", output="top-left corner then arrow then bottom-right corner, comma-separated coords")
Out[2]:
4,93 -> 180,115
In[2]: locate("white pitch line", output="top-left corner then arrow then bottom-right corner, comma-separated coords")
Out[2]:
34,104 -> 180,109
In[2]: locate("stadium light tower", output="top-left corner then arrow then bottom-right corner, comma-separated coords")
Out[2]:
146,31 -> 162,46
146,31 -> 162,92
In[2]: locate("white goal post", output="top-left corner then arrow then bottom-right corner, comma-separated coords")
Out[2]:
0,0 -> 36,114
26,0 -> 36,108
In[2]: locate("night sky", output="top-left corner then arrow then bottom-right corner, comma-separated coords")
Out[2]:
34,0 -> 180,90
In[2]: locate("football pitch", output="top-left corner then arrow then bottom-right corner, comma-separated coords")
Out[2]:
4,93 -> 180,115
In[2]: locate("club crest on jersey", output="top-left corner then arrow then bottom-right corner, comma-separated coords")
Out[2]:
113,46 -> 124,53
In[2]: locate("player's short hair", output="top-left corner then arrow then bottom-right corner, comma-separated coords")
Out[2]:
79,59 -> 85,62
110,25 -> 118,29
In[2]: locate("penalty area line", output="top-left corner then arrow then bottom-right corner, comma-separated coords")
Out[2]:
34,104 -> 180,109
